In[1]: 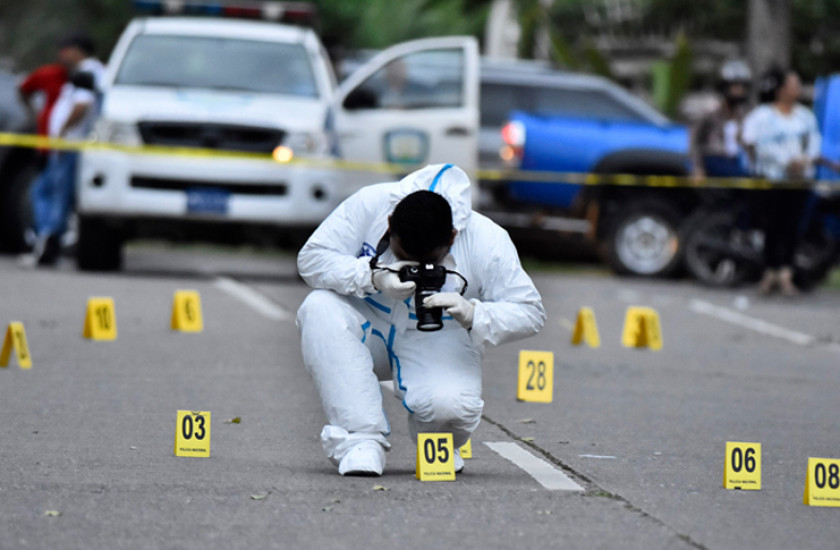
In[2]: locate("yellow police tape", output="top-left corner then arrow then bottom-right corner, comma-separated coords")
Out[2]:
0,131 -> 818,191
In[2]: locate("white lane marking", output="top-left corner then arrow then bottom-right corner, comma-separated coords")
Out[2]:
689,299 -> 815,346
579,454 -> 617,459
616,289 -> 641,303
559,317 -> 574,333
214,277 -> 292,321
484,441 -> 584,491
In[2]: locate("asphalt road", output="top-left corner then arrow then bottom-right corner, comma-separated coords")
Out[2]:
2,245 -> 840,549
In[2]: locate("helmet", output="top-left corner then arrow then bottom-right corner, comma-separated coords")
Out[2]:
719,59 -> 751,84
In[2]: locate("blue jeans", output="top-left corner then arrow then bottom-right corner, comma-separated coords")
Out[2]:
702,155 -> 750,178
30,152 -> 78,238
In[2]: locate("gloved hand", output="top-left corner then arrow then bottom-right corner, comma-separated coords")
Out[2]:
424,292 -> 475,330
372,261 -> 417,301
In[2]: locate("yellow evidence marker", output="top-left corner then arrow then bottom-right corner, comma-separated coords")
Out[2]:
517,350 -> 554,403
0,322 -> 32,369
571,307 -> 600,348
621,307 -> 662,350
174,411 -> 211,457
723,442 -> 761,490
171,290 -> 203,332
803,457 -> 840,506
459,439 -> 473,459
83,297 -> 117,340
416,433 -> 456,481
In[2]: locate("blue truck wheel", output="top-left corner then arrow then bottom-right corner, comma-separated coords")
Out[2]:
606,199 -> 682,277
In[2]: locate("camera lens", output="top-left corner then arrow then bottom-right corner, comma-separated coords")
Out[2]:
415,289 -> 443,331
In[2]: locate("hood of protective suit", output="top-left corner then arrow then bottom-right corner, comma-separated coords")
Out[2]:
392,164 -> 472,232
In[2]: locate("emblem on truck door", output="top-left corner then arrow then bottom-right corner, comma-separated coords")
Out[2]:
383,128 -> 429,165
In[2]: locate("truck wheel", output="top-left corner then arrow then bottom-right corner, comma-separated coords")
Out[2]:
682,209 -> 762,287
76,216 -> 123,271
606,199 -> 682,277
0,160 -> 38,254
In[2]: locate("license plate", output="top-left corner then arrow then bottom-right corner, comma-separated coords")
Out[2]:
186,187 -> 230,215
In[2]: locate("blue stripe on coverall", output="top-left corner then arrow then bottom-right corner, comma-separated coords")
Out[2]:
428,163 -> 453,192
363,324 -> 414,415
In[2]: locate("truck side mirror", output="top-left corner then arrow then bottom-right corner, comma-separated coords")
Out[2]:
342,87 -> 379,110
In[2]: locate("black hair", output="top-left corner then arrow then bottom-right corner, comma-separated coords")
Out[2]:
758,65 -> 791,104
389,191 -> 453,259
58,33 -> 96,56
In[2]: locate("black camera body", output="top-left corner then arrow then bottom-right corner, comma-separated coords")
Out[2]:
398,263 -> 447,331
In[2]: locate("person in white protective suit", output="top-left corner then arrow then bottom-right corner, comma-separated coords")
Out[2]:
296,163 -> 545,476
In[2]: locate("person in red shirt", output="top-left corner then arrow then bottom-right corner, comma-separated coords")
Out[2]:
18,63 -> 68,140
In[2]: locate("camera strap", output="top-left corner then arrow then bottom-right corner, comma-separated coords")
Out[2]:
369,231 -> 391,271
368,230 -> 469,296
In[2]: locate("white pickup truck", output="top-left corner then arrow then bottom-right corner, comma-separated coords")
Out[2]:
77,13 -> 478,270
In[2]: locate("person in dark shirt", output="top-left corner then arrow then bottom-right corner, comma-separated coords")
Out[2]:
690,60 -> 752,180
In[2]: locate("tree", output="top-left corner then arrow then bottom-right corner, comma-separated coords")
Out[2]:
0,0 -> 133,71
0,0 -> 490,72
313,0 -> 489,53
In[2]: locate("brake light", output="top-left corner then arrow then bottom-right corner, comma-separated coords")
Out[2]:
133,1 -> 318,25
500,120 -> 525,166
501,120 -> 525,148
223,6 -> 263,18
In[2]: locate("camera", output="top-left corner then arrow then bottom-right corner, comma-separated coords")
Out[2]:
398,263 -> 447,331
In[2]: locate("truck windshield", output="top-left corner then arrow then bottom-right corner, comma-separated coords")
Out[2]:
115,35 -> 319,98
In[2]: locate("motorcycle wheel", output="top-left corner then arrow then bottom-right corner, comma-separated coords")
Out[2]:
682,209 -> 763,287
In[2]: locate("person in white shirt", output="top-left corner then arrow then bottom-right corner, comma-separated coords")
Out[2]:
741,68 -> 820,295
29,34 -> 105,266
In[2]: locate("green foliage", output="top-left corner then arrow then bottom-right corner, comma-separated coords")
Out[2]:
0,0 -> 133,71
513,0 -> 541,59
5,0 -> 840,86
313,0 -> 489,52
514,0 -> 613,76
665,33 -> 692,116
582,41 -> 613,79
547,31 -> 579,70
791,0 -> 840,80
1,0 -> 489,72
641,0 -> 746,41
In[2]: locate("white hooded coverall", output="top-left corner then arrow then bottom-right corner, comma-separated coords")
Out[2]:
296,164 -> 545,466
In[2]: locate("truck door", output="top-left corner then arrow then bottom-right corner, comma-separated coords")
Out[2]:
334,36 -> 479,194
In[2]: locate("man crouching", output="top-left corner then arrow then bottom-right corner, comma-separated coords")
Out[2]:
296,164 -> 545,476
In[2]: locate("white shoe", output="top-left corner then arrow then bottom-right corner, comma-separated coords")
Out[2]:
17,253 -> 38,269
338,440 -> 385,476
454,449 -> 465,473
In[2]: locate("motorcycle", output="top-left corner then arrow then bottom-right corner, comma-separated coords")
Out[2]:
682,184 -> 840,290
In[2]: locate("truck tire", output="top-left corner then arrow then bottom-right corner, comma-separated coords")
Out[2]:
76,216 -> 123,271
682,209 -> 762,287
0,159 -> 38,254
606,199 -> 682,277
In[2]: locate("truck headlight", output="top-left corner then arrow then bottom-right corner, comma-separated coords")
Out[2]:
91,119 -> 142,147
283,131 -> 328,158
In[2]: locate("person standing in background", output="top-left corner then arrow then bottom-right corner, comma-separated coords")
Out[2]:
742,67 -> 821,295
17,60 -> 68,160
690,60 -> 753,180
27,33 -> 105,267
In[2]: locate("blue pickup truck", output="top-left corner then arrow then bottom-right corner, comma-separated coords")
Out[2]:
492,69 -> 840,287
488,69 -> 694,278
